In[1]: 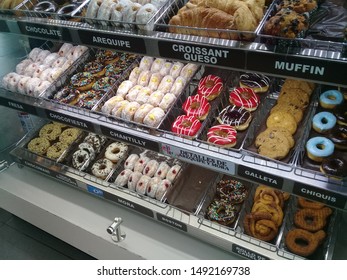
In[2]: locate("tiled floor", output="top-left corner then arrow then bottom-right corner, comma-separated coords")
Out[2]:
0,208 -> 94,260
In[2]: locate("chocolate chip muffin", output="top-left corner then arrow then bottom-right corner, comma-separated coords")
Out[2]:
278,0 -> 318,14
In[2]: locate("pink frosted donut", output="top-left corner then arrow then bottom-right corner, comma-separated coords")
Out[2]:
197,74 -> 223,101
127,171 -> 142,191
229,87 -> 259,111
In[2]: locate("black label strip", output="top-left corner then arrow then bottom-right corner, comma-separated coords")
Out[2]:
21,160 -> 52,176
156,213 -> 187,232
293,182 -> 347,209
78,30 -> 146,54
247,52 -> 347,85
17,22 -> 71,41
45,110 -> 94,132
0,20 -> 9,32
237,165 -> 283,189
104,192 -> 154,218
231,244 -> 270,260
100,125 -> 159,152
0,96 -> 37,114
158,41 -> 246,68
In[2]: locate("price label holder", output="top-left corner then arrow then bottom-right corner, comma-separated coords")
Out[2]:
45,109 -> 95,132
156,213 -> 187,232
161,144 -> 235,174
231,244 -> 270,260
0,20 -> 9,32
87,185 -> 104,197
158,41 -> 246,69
17,22 -> 71,41
103,192 -> 154,218
0,96 -> 37,115
78,30 -> 146,54
237,165 -> 283,189
293,182 -> 347,209
100,125 -> 160,152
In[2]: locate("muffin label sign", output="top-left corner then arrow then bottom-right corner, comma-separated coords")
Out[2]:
158,41 -> 245,68
232,244 -> 269,260
237,165 -> 283,189
293,182 -> 347,209
161,144 -> 235,173
78,30 -> 146,54
157,213 -> 187,232
18,22 -> 71,41
45,110 -> 94,131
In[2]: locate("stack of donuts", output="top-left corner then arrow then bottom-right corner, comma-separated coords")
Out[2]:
306,88 -> 347,178
171,74 -> 224,138
243,185 -> 289,242
285,197 -> 333,257
51,49 -> 137,109
205,72 -> 268,148
114,150 -> 182,201
205,179 -> 248,227
85,0 -> 166,30
2,43 -> 88,97
101,56 -> 198,127
255,78 -> 315,160
27,122 -> 82,161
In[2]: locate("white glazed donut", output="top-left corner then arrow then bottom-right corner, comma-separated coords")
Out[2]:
159,93 -> 176,111
157,75 -> 174,93
28,48 -> 42,61
147,72 -> 163,91
136,175 -> 151,195
126,85 -> 143,102
170,62 -> 184,79
24,63 -> 40,77
121,101 -> 141,121
91,158 -> 114,179
51,56 -> 67,68
155,161 -> 170,179
17,76 -> 31,95
72,46 -> 88,61
33,81 -> 51,96
139,56 -> 153,71
134,103 -> 154,123
122,2 -> 142,28
146,177 -> 161,198
135,3 -> 158,30
180,63 -> 199,79
155,179 -> 171,201
47,67 -> 64,83
44,53 -> 60,66
128,67 -> 141,84
105,142 -> 128,163
150,58 -> 166,72
4,72 -> 22,92
124,153 -> 140,170
39,67 -> 53,81
111,100 -> 130,117
166,164 -> 181,182
35,50 -> 51,64
86,0 -> 101,19
170,76 -> 187,96
137,70 -> 151,87
127,171 -> 142,191
147,90 -> 164,107
135,87 -> 152,104
114,169 -> 133,188
97,0 -> 115,25
134,156 -> 150,172
101,95 -> 124,114
58,43 -> 74,57
25,78 -> 42,96
32,64 -> 50,78
143,107 -> 165,127
159,62 -> 172,76
116,80 -> 134,98
16,59 -> 33,75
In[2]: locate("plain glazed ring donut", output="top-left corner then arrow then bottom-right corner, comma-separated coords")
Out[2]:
306,136 -> 334,162
91,158 -> 114,179
285,229 -> 326,257
312,111 -> 336,134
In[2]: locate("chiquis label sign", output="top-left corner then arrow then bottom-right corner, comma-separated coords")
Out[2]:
17,22 -> 71,41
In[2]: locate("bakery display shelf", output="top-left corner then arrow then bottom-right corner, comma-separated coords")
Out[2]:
0,10 -> 347,86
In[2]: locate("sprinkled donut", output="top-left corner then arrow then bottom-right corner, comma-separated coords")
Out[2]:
216,179 -> 248,204
70,72 -> 95,91
92,76 -> 116,91
84,133 -> 102,153
83,61 -> 106,77
207,124 -> 237,148
229,87 -> 259,111
77,90 -> 104,109
105,142 -> 128,163
91,158 -> 114,179
197,74 -> 224,101
182,94 -> 211,120
217,105 -> 252,131
39,123 -> 62,141
171,115 -> 202,138
27,137 -> 50,155
207,200 -> 238,226
53,86 -> 80,105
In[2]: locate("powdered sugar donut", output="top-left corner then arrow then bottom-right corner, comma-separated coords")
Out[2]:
143,107 -> 165,127
129,67 -> 141,84
124,153 -> 140,170
155,161 -> 170,179
24,63 -> 40,77
180,63 -> 199,79
32,64 -> 50,78
16,59 -> 32,75
136,175 -> 151,195
33,80 -> 51,96
157,75 -> 174,93
127,171 -> 142,191
121,101 -> 141,121
61,59 -> 74,71
136,3 -> 158,31
166,164 -> 181,182
147,90 -> 164,107
111,100 -> 130,118
58,43 -> 74,57
143,159 -> 159,177
101,95 -> 124,114
48,67 -> 64,83
114,169 -> 132,188
148,72 -> 163,91
170,62 -> 184,79
159,93 -> 176,111
52,56 -> 67,68
135,87 -> 152,104
17,76 -> 31,95
150,58 -> 166,72
134,103 -> 154,123
44,53 -> 60,66
170,76 -> 187,96
146,177 -> 161,198
122,2 -> 142,28
155,179 -> 171,200
25,78 -> 42,96
159,62 -> 172,76
139,56 -> 153,71
150,0 -> 167,8
39,67 -> 53,81
28,48 -> 42,61
3,72 -> 22,92
72,46 -> 88,61
85,0 -> 101,20
126,85 -> 143,102
134,156 -> 150,173
137,70 -> 151,87
96,0 -> 114,25
116,80 -> 134,98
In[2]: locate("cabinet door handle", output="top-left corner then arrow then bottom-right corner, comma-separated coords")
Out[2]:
107,217 -> 126,243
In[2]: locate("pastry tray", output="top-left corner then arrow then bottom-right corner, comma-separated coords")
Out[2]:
257,0 -> 347,54
241,78 -> 319,167
95,58 -> 201,133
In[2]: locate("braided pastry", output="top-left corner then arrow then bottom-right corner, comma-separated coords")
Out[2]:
294,207 -> 332,232
244,212 -> 278,242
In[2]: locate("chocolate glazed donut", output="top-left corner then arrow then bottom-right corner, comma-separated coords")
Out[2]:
334,103 -> 347,126
321,157 -> 347,178
330,125 -> 347,150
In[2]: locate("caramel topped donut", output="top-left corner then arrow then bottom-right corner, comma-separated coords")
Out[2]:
217,105 -> 252,131
207,124 -> 237,148
239,72 -> 270,93
171,115 -> 202,138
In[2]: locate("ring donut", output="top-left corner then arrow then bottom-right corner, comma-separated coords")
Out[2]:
207,124 -> 237,148
182,94 -> 211,120
294,207 -> 332,232
171,115 -> 202,138
197,74 -> 224,101
91,158 -> 114,179
206,200 -> 238,226
229,87 -> 259,111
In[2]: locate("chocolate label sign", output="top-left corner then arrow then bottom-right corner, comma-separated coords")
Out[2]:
45,110 -> 94,131
293,182 -> 347,209
100,125 -> 159,151
237,165 -> 283,189
79,30 -> 146,54
18,22 -> 71,41
232,244 -> 269,260
158,41 -> 245,68
156,213 -> 187,232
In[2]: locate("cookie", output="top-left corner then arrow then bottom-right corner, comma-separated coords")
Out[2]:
256,127 -> 295,149
280,79 -> 314,96
270,103 -> 303,124
266,111 -> 297,135
277,88 -> 310,109
255,128 -> 292,160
